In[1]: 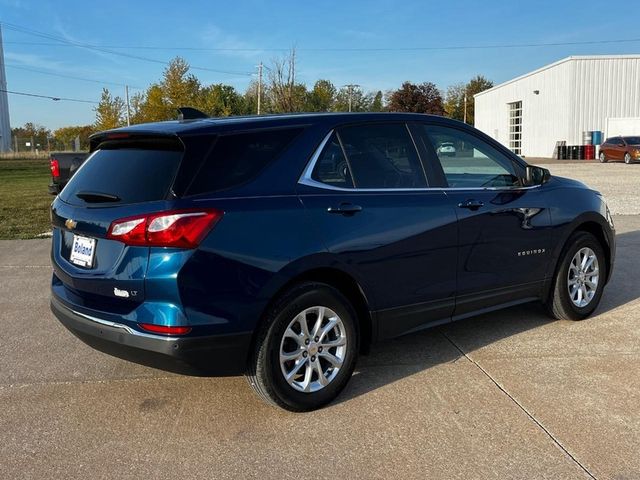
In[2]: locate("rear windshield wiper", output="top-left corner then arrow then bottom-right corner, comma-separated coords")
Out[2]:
75,191 -> 121,203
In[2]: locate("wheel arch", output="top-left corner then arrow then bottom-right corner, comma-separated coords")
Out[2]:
544,216 -> 614,301
250,266 -> 375,360
573,221 -> 612,274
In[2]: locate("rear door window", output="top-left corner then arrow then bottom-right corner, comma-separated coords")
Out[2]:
59,145 -> 182,206
310,124 -> 426,190
336,123 -> 426,189
186,128 -> 302,195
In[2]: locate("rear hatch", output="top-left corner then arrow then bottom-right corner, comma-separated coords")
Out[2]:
51,135 -> 184,311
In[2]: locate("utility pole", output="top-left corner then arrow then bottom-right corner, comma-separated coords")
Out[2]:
343,84 -> 360,112
125,85 -> 131,126
257,62 -> 263,115
0,24 -> 12,152
463,93 -> 468,124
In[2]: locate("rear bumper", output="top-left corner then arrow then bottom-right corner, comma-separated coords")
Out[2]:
48,182 -> 62,195
50,296 -> 251,376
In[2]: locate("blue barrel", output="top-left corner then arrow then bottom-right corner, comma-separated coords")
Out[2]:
591,131 -> 602,145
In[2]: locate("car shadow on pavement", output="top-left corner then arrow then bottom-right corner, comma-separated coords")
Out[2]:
596,228 -> 640,314
335,228 -> 640,405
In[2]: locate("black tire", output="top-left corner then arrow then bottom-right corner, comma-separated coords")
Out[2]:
624,153 -> 632,164
599,152 -> 607,163
546,231 -> 607,321
247,282 -> 359,411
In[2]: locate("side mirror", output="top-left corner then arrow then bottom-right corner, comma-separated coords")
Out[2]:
525,165 -> 551,186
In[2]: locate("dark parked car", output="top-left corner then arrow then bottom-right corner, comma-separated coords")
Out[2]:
48,152 -> 89,194
50,112 -> 615,411
599,136 -> 640,164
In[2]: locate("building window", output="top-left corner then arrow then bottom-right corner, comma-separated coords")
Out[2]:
508,101 -> 522,155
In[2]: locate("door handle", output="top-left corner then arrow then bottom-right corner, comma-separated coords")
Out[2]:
458,199 -> 484,210
327,203 -> 363,215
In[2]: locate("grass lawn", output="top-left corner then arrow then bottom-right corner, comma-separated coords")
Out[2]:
0,158 -> 53,239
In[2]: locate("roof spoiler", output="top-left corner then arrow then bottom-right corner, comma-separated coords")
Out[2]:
177,107 -> 209,121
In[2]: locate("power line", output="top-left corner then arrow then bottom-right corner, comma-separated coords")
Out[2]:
3,63 -> 140,88
4,37 -> 640,52
0,88 -> 98,104
1,21 -> 253,76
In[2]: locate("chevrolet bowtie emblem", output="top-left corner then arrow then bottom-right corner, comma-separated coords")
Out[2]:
65,218 -> 77,230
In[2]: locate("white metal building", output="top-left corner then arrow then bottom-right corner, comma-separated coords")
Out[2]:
474,55 -> 640,158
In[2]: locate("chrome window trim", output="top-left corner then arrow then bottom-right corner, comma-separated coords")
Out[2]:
298,129 -> 542,193
298,130 -> 339,188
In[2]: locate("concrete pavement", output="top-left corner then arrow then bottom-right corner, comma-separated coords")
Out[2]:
0,216 -> 639,479
527,159 -> 640,215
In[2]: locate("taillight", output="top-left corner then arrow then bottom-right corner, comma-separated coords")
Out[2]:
50,158 -> 60,178
139,323 -> 192,335
107,209 -> 223,248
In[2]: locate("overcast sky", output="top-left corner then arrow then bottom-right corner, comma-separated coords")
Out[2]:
2,0 -> 639,130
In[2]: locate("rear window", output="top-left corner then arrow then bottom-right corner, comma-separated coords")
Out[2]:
59,147 -> 182,206
186,128 -> 302,195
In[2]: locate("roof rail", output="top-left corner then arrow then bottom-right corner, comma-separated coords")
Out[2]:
177,107 -> 209,121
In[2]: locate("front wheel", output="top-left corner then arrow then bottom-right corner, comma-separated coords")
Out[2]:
625,153 -> 632,164
599,152 -> 607,163
546,232 -> 607,320
247,282 -> 358,411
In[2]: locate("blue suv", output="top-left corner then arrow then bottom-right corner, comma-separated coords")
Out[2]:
50,112 -> 615,411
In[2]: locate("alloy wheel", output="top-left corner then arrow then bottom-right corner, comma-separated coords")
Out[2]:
279,306 -> 347,393
567,247 -> 599,308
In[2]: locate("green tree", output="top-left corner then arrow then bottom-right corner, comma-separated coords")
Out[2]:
370,90 -> 384,112
267,49 -> 309,113
387,81 -> 445,115
444,75 -> 493,124
307,79 -> 336,112
130,85 -> 167,124
335,85 -> 371,112
52,125 -> 95,151
128,57 -> 251,122
199,84 -> 245,116
94,88 -> 126,131
243,80 -> 260,115
444,82 -> 466,121
464,75 -> 493,125
129,57 -> 204,123
162,57 -> 201,113
11,123 -> 51,151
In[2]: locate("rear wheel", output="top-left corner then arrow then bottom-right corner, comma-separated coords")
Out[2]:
546,232 -> 607,320
247,282 -> 358,411
624,152 -> 632,164
599,152 -> 607,163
